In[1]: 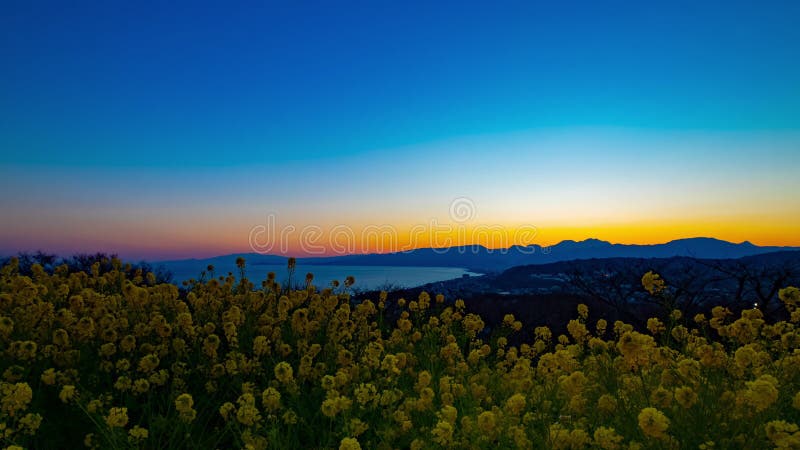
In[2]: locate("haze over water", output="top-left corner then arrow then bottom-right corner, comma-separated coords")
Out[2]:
163,262 -> 480,291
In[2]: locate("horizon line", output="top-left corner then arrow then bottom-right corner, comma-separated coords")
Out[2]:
153,236 -> 799,262
4,236 -> 800,263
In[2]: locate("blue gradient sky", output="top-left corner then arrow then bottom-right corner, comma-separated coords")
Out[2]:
1,1 -> 799,259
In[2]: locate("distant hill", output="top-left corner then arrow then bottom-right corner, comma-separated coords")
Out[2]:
368,250 -> 800,330
158,237 -> 800,272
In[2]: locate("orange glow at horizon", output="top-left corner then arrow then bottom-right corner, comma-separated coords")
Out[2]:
3,129 -> 799,261
5,218 -> 794,261
0,205 -> 800,260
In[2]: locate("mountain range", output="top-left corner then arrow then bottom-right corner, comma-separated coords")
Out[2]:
159,237 -> 800,272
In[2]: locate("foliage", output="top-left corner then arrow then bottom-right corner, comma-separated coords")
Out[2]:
0,252 -> 172,285
1,257 -> 799,449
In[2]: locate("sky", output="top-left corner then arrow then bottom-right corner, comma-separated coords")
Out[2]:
1,0 -> 799,260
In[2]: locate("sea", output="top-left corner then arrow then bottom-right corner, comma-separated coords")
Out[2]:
161,262 -> 481,291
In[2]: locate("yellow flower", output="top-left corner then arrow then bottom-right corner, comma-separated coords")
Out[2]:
638,407 -> 669,439
596,319 -> 608,335
174,393 -> 194,413
132,379 -> 150,394
617,331 -> 656,369
416,370 -> 432,389
641,271 -> 666,295
274,361 -> 294,384
674,386 -> 697,409
128,425 -> 149,442
549,424 -> 591,449
432,420 -> 454,446
236,393 -> 261,426
253,336 -> 270,357
2,382 -> 33,415
83,433 -> 97,449
649,386 -> 672,409
477,410 -> 497,435
671,325 -> 689,342
597,394 -> 617,415
261,387 -> 281,412
463,314 -> 485,337
120,335 -> 136,352
560,371 -> 587,397
114,376 -> 132,391
567,320 -> 589,343
175,393 -> 197,422
418,292 -> 431,310
779,287 -> 800,307
11,258 -> 800,448
282,409 -> 298,425
15,340 -> 38,360
437,405 -> 458,425
577,304 -> 589,319
219,402 -> 236,421
40,368 -> 57,386
137,354 -> 160,373
0,316 -> 13,338
339,437 -> 361,450
105,407 -> 129,428
504,393 -> 526,415
87,399 -> 103,413
354,383 -> 377,406
593,426 -> 624,449
740,374 -> 779,413
99,342 -> 116,357
59,385 -> 77,403
694,313 -> 707,325
349,418 -> 368,437
18,412 -> 42,435
676,358 -> 700,380
765,420 -> 800,449
509,424 -> 531,447
646,318 -> 665,335
52,329 -> 70,347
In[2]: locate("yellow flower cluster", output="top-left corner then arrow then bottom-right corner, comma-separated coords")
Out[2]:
1,258 -> 800,449
641,271 -> 666,295
174,393 -> 197,423
638,407 -> 670,439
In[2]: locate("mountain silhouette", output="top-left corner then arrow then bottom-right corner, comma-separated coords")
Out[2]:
158,237 -> 799,272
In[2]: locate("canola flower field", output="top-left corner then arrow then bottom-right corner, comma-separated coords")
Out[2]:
1,257 -> 800,449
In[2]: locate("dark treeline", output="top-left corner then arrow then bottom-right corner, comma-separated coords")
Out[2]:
0,251 -> 173,284
360,251 -> 800,342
